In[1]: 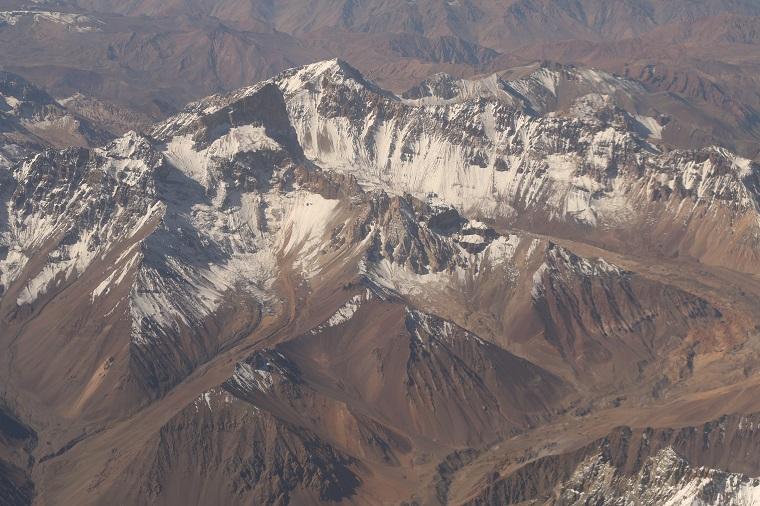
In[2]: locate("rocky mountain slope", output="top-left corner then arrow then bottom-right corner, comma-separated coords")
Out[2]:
3,59 -> 760,505
0,71 -> 109,166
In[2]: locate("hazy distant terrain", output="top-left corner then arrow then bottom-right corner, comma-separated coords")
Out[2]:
3,0 -> 760,156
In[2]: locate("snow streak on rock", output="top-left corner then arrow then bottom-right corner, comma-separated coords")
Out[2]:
562,448 -> 760,505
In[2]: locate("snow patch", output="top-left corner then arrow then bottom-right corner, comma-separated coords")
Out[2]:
233,362 -> 274,393
634,115 -> 664,140
278,191 -> 341,277
311,289 -> 373,333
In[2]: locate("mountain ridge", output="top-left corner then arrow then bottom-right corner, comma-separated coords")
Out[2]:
2,58 -> 760,504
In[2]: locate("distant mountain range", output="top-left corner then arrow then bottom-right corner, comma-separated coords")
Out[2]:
3,0 -> 760,157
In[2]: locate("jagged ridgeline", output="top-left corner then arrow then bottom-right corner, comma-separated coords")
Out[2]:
2,59 -> 760,505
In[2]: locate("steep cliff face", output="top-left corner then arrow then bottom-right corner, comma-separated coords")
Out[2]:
270,60 -> 760,274
0,405 -> 35,506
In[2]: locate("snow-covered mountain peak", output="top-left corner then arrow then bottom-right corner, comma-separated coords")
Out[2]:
275,58 -> 386,98
101,130 -> 153,157
37,57 -> 756,286
250,58 -> 760,266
